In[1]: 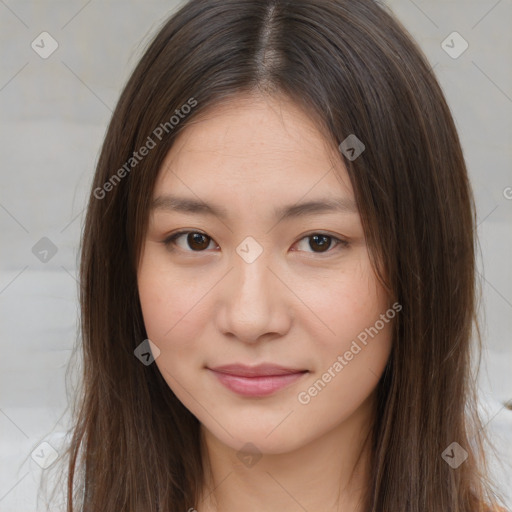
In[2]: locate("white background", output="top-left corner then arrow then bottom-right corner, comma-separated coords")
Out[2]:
0,1 -> 511,510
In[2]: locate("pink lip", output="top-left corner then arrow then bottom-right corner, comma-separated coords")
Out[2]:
208,364 -> 308,397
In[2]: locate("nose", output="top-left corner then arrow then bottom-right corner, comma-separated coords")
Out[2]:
215,251 -> 292,344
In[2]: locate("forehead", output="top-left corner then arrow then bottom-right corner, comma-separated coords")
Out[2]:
153,93 -> 355,209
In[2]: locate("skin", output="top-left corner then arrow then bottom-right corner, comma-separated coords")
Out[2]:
137,92 -> 394,512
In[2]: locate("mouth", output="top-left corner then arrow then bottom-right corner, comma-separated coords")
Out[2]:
207,363 -> 309,397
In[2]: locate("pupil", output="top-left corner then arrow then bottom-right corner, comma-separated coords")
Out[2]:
311,234 -> 330,252
189,233 -> 209,250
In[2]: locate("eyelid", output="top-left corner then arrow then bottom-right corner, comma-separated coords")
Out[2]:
162,229 -> 349,255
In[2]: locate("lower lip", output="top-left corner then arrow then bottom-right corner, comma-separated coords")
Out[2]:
209,370 -> 307,397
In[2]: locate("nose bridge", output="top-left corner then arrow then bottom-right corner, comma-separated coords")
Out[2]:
231,244 -> 275,312
232,234 -> 274,297
235,248 -> 272,301
217,241 -> 290,341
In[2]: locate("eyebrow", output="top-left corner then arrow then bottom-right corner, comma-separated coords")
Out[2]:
150,194 -> 358,221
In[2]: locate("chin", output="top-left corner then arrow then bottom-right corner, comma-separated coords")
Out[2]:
202,420 -> 309,456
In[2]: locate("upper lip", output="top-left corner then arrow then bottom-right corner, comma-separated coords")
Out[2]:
208,363 -> 307,377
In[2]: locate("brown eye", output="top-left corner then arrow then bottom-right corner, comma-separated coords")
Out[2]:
294,233 -> 348,254
309,234 -> 332,252
163,231 -> 348,255
186,232 -> 211,250
164,231 -> 215,252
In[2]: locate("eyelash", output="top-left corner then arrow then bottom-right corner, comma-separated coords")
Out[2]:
161,230 -> 349,256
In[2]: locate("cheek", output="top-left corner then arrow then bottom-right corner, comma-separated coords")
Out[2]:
296,287 -> 393,421
138,254 -> 194,347
297,261 -> 394,414
138,276 -> 202,388
303,259 -> 389,353
138,273 -> 172,341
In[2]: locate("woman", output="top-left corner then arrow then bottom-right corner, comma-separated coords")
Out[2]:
58,0 -> 506,510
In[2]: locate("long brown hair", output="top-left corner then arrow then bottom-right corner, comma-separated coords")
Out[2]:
54,0 -> 504,510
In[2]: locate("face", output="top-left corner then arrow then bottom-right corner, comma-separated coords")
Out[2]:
137,93 -> 394,455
